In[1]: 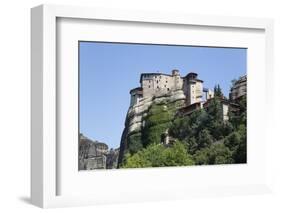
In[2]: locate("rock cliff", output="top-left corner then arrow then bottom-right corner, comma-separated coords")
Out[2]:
118,89 -> 186,167
79,134 -> 119,170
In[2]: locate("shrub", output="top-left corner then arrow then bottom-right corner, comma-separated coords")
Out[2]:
121,141 -> 194,168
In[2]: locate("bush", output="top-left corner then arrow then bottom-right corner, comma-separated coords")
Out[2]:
121,141 -> 194,168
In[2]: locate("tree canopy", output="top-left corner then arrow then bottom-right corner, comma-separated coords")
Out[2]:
121,141 -> 194,168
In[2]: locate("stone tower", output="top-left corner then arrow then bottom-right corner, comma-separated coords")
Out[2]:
183,72 -> 204,105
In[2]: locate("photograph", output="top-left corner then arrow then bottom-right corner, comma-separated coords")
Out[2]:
78,42 -> 247,170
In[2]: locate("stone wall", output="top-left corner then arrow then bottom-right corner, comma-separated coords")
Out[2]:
141,71 -> 183,98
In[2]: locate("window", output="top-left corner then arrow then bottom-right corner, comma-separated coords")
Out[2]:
167,88 -> 170,91
148,85 -> 150,88
157,86 -> 159,89
164,85 -> 166,87
166,81 -> 168,83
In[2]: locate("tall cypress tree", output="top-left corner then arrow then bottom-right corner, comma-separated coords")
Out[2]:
214,84 -> 223,98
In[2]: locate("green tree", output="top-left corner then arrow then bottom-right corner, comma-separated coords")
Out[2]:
122,152 -> 152,168
206,97 -> 223,121
205,97 -> 225,139
121,141 -> 194,168
224,131 -> 241,150
234,137 -> 246,163
170,109 -> 210,141
162,141 -> 194,166
214,84 -> 223,98
232,124 -> 247,163
198,129 -> 213,149
185,137 -> 198,155
194,143 -> 233,165
193,147 -> 209,165
169,116 -> 191,140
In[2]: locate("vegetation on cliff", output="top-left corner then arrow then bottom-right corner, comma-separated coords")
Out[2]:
125,100 -> 182,156
120,86 -> 247,168
142,103 -> 174,146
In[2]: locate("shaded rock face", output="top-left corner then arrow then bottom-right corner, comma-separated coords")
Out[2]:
79,134 -> 119,170
106,148 -> 120,169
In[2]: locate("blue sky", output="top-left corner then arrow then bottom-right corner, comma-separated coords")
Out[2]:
79,42 -> 246,148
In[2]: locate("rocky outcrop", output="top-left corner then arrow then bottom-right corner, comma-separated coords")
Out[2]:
117,89 -> 186,167
79,134 -> 119,170
106,148 -> 120,169
126,89 -> 186,133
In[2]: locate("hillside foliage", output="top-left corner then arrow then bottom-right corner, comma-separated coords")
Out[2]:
120,88 -> 247,168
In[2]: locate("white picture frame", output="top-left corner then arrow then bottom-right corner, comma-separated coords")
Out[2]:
31,4 -> 274,208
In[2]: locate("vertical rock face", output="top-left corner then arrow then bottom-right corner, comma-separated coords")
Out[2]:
117,91 -> 186,167
106,148 -> 120,169
79,134 -> 119,170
